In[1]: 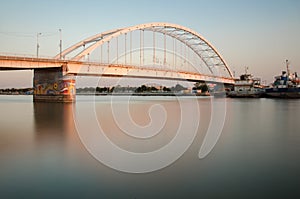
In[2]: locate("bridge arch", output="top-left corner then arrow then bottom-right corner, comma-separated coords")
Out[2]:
55,22 -> 233,78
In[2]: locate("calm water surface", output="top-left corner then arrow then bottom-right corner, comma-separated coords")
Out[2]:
0,95 -> 299,198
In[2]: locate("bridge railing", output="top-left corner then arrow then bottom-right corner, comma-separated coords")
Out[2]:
0,52 -> 74,61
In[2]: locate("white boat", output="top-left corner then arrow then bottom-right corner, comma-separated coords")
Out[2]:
228,73 -> 264,98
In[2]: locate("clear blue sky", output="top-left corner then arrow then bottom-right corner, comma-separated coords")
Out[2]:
0,0 -> 300,87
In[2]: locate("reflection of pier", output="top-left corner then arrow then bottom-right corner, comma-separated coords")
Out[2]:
0,23 -> 235,102
33,103 -> 74,145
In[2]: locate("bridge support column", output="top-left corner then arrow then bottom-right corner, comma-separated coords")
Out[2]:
33,67 -> 76,103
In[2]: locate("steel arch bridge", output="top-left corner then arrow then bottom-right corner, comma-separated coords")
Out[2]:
55,22 -> 233,80
0,22 -> 235,102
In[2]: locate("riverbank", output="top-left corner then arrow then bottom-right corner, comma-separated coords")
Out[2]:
77,92 -> 210,97
0,88 -> 33,95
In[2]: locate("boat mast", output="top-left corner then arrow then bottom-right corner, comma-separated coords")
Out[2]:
285,60 -> 290,85
245,66 -> 248,74
286,59 -> 290,86
286,59 -> 290,77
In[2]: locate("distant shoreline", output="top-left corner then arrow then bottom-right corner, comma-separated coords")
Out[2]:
0,83 -> 212,97
0,92 -> 210,97
78,92 -> 202,96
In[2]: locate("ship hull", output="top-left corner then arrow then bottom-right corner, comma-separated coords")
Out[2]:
227,92 -> 263,98
227,89 -> 264,98
265,87 -> 300,98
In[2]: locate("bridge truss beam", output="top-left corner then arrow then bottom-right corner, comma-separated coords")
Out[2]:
55,22 -> 233,79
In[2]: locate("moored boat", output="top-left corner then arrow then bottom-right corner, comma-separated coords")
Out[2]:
228,71 -> 264,98
265,60 -> 300,98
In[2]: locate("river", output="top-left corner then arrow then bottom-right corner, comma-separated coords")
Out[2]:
0,95 -> 299,198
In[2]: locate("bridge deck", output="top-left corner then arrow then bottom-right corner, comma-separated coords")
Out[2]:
0,55 -> 234,84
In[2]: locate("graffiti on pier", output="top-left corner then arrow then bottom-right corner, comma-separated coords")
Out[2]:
35,79 -> 75,95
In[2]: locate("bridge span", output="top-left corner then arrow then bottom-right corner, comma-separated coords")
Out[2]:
0,55 -> 234,84
0,22 -> 235,102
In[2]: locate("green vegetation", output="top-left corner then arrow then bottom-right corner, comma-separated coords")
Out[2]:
0,88 -> 33,95
76,84 -> 188,94
193,82 -> 209,92
0,83 -> 210,96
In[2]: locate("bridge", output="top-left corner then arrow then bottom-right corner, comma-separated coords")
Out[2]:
0,22 -> 235,102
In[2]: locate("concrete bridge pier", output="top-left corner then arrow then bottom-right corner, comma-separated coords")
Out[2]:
33,66 -> 76,103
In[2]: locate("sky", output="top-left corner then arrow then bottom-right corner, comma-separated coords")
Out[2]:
0,0 -> 300,88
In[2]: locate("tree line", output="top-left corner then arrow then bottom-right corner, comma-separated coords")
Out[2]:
76,84 -> 191,94
0,88 -> 33,95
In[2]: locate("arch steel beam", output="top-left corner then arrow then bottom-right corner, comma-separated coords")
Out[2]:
55,22 -> 233,78
54,28 -> 122,59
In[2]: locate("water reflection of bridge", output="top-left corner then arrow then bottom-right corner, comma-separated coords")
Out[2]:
0,22 -> 235,102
